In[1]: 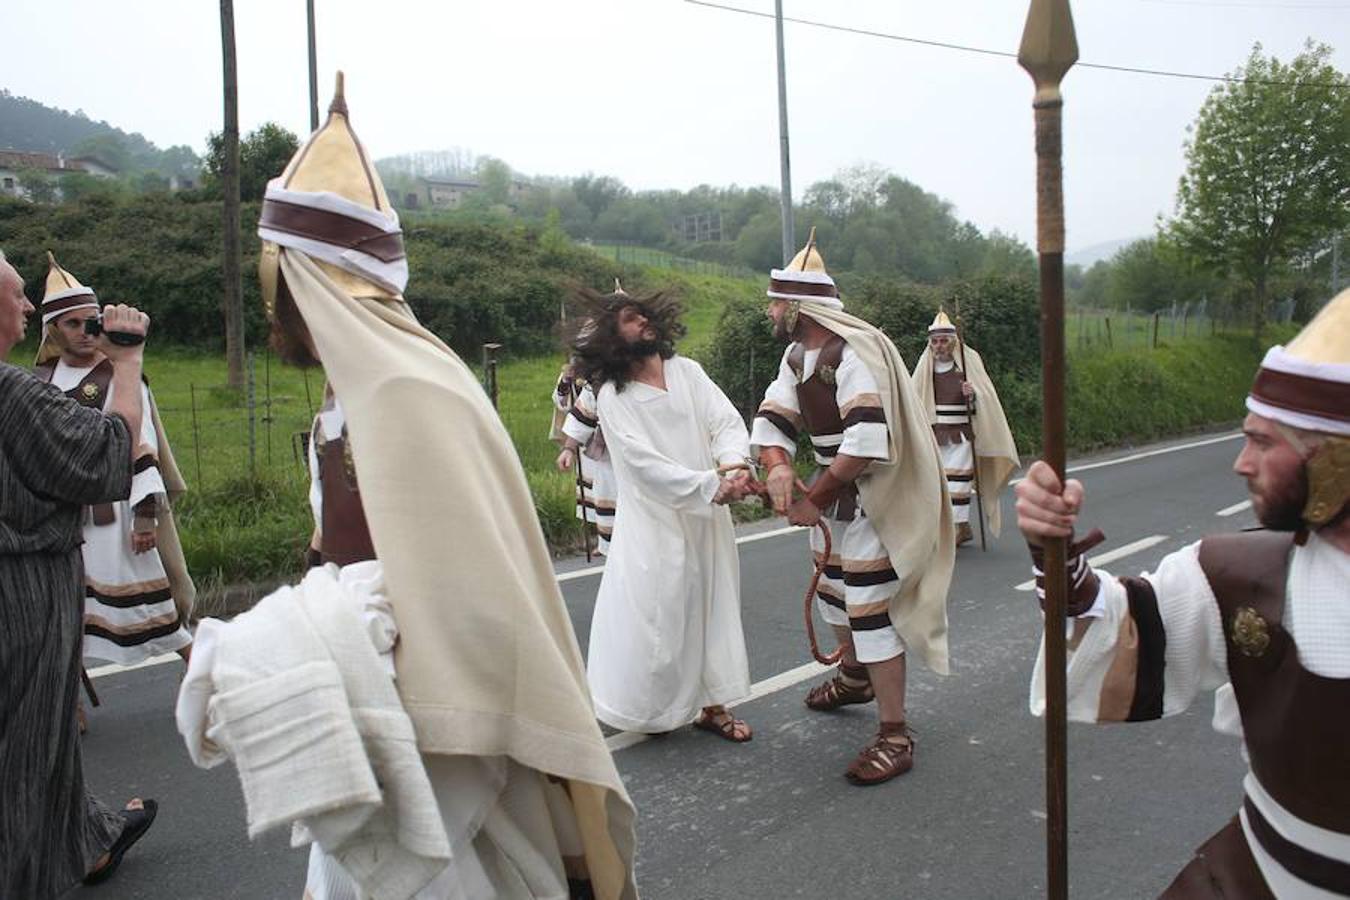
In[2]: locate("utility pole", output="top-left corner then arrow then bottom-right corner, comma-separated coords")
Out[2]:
307,0 -> 319,132
220,0 -> 244,390
774,0 -> 795,265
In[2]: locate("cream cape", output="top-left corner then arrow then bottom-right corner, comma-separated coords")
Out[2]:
280,251 -> 636,900
32,343 -> 196,625
798,303 -> 956,675
911,344 -> 1020,538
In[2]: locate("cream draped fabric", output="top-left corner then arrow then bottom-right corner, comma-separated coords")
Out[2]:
280,250 -> 637,900
911,344 -> 1020,537
798,302 -> 956,675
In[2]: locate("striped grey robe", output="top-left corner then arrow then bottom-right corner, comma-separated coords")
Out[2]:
1,361 -> 131,897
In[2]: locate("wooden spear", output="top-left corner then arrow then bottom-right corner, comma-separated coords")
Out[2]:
1018,2 -> 1078,898
952,303 -> 987,551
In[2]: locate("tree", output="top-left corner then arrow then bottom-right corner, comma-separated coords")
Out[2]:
16,167 -> 57,203
204,122 -> 300,202
1168,41 -> 1349,340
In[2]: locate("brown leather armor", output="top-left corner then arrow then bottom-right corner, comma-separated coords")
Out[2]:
931,364 -> 973,446
314,402 -> 377,567
35,359 -> 118,525
786,336 -> 859,521
1162,530 -> 1350,897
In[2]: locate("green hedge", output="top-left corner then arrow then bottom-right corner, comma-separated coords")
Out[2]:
0,195 -> 622,359
702,273 -> 1284,457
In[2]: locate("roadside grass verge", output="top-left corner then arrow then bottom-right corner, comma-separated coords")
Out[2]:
11,298 -> 1284,590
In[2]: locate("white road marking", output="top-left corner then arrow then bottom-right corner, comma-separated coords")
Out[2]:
1216,499 -> 1252,517
1014,534 -> 1169,591
89,652 -> 182,679
1007,431 -> 1242,487
604,660 -> 830,752
558,525 -> 805,583
98,433 -> 1231,683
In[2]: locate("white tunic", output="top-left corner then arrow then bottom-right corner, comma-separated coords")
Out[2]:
305,404 -> 581,900
588,356 -> 752,732
1030,532 -> 1350,897
559,384 -> 618,555
50,359 -> 191,664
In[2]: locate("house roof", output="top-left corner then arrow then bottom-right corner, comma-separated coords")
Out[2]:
0,149 -> 112,174
423,176 -> 479,188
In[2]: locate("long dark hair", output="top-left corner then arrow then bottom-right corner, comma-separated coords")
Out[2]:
563,285 -> 685,392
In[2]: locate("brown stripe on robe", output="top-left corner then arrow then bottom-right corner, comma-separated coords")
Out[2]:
1096,576 -> 1167,722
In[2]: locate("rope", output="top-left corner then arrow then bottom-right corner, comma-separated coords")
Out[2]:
719,465 -> 843,665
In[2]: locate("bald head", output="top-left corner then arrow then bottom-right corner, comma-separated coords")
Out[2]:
0,251 -> 36,358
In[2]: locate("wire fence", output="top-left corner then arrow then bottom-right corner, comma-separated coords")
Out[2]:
586,241 -> 760,280
1065,297 -> 1296,352
152,351 -> 319,492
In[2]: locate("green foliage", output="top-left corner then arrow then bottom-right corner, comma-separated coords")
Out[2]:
174,470 -> 310,585
0,194 -> 628,359
402,219 -> 620,357
1167,41 -> 1349,334
0,193 -> 270,346
703,273 -> 1274,459
204,123 -> 302,202
1104,237 -> 1218,313
0,90 -> 202,179
16,168 -> 58,204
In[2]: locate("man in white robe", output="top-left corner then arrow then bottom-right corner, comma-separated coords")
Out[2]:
1017,289 -> 1350,897
568,285 -> 755,741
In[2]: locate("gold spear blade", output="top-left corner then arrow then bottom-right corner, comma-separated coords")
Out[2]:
1018,0 -> 1079,102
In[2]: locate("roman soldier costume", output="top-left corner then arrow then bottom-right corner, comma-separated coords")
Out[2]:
1029,289 -> 1350,898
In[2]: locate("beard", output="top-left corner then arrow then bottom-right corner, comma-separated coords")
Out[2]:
268,283 -> 322,369
1251,465 -> 1309,531
625,337 -> 663,359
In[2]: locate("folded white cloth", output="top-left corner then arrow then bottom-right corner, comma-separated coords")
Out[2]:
176,565 -> 451,900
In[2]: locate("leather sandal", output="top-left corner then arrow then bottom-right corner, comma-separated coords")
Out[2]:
845,723 -> 915,786
805,666 -> 874,711
693,708 -> 752,743
84,799 -> 158,884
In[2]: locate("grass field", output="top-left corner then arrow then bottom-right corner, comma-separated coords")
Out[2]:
9,277 -> 1278,593
5,267 -> 762,591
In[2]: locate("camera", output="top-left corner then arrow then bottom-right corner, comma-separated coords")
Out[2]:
82,315 -> 145,346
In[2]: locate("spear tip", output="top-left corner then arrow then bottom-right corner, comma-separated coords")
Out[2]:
1018,0 -> 1079,99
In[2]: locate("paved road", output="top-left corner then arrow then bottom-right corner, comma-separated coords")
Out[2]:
73,430 -> 1258,900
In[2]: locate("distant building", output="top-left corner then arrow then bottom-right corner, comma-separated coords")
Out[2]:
417,176 -> 533,211
0,149 -> 118,201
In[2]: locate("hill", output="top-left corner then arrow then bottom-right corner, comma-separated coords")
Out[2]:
0,90 -> 200,178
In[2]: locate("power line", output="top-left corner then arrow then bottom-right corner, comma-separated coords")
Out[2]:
684,0 -> 1350,88
1138,0 -> 1350,9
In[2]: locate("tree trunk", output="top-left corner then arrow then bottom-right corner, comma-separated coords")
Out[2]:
1252,273 -> 1267,351
220,0 -> 245,390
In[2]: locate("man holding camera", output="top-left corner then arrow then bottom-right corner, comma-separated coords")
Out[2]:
33,253 -> 193,677
1,249 -> 158,896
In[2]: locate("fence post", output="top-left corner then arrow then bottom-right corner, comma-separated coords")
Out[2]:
189,382 -> 204,488
246,352 -> 257,478
1105,316 -> 1113,349
748,344 -> 756,418
482,343 -> 502,409
1152,312 -> 1160,349
264,348 -> 273,465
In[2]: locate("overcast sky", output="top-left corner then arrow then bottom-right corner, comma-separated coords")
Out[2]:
4,0 -> 1346,252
